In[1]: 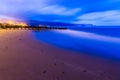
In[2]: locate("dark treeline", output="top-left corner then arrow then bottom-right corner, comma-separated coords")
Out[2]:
0,24 -> 67,30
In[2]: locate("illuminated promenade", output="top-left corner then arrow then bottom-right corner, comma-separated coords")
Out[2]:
0,20 -> 67,30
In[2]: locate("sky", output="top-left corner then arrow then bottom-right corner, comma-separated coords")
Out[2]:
0,0 -> 120,25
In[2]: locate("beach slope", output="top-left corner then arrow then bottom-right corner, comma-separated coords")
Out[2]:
0,30 -> 120,80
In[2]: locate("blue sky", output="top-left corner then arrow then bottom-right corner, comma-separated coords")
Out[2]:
0,0 -> 120,25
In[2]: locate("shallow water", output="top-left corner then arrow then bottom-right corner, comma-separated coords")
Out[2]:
33,28 -> 120,60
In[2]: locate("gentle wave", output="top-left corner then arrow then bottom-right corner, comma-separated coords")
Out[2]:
33,29 -> 120,60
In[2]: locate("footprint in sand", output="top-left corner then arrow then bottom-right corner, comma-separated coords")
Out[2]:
83,70 -> 87,72
62,72 -> 65,74
54,63 -> 57,66
43,70 -> 47,74
19,38 -> 22,40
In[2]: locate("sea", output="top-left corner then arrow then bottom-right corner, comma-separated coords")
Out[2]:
33,27 -> 120,61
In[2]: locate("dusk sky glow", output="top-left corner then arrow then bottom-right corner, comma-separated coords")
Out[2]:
0,0 -> 120,25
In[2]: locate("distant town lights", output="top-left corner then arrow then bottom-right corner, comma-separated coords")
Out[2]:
0,20 -> 27,26
8,20 -> 14,25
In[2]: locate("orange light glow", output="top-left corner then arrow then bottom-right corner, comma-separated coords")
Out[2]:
0,19 -> 27,26
8,20 -> 14,25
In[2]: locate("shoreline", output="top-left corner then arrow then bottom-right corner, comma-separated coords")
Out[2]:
0,30 -> 120,80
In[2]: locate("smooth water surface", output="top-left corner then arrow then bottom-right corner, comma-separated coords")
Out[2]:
33,28 -> 120,60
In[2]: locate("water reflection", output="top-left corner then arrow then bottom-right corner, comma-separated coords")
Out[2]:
33,30 -> 120,60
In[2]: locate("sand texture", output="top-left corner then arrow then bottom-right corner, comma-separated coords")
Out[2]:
0,29 -> 120,80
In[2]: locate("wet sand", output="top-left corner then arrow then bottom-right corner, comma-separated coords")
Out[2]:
0,29 -> 120,80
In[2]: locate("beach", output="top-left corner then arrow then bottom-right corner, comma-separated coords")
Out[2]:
0,29 -> 120,80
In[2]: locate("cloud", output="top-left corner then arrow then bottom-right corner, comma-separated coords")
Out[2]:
0,0 -> 80,20
0,14 -> 26,23
0,15 -> 15,20
0,0 -> 51,15
74,10 -> 120,25
1,0 -> 119,24
35,5 -> 81,16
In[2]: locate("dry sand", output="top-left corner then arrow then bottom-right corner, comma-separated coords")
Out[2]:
0,29 -> 120,80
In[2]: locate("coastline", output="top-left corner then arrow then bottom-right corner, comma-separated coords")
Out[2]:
0,29 -> 120,80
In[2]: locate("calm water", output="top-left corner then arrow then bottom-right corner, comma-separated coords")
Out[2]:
33,28 -> 120,60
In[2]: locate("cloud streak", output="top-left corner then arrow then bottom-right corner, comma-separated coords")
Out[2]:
74,10 -> 120,25
0,0 -> 120,25
36,5 -> 81,16
0,0 -> 80,20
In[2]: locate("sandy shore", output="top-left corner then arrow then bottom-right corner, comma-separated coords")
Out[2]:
0,29 -> 120,80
